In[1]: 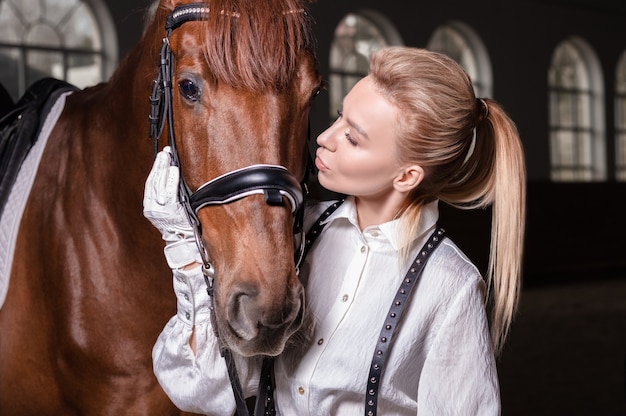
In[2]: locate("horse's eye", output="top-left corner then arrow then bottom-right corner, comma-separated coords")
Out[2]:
179,79 -> 200,102
311,83 -> 325,102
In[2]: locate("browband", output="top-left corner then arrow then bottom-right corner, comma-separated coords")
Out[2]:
166,3 -> 210,32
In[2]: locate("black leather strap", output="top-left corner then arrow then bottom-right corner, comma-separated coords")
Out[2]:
301,199 -> 346,258
165,3 -> 210,32
254,357 -> 277,416
364,227 -> 445,416
222,348 -> 250,416
189,165 -> 303,213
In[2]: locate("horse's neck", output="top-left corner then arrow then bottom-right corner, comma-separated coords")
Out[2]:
48,46 -> 156,200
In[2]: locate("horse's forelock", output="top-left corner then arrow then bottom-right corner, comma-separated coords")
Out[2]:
201,0 -> 315,91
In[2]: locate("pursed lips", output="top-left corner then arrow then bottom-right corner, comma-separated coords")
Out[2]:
315,150 -> 329,171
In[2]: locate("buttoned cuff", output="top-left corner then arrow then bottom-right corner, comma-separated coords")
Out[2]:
172,267 -> 212,327
164,239 -> 203,269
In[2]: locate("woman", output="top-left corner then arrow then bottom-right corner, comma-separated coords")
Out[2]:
144,46 -> 526,415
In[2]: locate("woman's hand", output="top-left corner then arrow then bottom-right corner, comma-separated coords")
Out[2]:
143,146 -> 202,269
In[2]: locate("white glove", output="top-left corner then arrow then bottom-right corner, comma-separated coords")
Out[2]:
143,146 -> 202,269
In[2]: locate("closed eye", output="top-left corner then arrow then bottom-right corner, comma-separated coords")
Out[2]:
344,130 -> 357,146
335,110 -> 356,145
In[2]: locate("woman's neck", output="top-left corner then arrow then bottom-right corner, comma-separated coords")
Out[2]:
354,193 -> 405,230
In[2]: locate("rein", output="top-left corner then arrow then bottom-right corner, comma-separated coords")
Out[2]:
148,4 -> 308,416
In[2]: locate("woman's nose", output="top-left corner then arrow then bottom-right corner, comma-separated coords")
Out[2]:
316,123 -> 337,150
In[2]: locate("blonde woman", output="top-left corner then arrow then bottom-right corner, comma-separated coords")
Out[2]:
144,46 -> 526,415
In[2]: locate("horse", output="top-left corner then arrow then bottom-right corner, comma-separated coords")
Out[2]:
0,0 -> 321,414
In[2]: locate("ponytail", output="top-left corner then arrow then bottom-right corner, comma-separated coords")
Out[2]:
369,47 -> 526,354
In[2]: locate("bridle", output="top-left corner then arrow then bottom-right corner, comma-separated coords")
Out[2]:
148,2 -> 308,281
148,4 -> 309,415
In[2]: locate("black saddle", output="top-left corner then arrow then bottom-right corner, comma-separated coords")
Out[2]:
0,77 -> 78,218
0,83 -> 14,119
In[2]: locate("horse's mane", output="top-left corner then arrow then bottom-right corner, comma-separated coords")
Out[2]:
189,0 -> 317,91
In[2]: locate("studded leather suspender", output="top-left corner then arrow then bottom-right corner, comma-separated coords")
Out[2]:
364,226 -> 445,416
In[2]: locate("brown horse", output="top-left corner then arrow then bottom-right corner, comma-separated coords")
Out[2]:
0,0 -> 320,414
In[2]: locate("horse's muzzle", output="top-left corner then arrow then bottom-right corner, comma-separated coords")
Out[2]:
225,279 -> 305,356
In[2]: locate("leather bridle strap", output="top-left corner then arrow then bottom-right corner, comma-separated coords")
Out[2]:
189,164 -> 303,214
254,357 -> 277,416
222,348 -> 251,416
364,227 -> 445,416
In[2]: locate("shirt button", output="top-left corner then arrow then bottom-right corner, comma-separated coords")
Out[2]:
370,230 -> 379,237
298,386 -> 305,395
342,294 -> 349,302
185,312 -> 190,320
184,293 -> 189,301
317,338 -> 324,345
360,246 -> 366,253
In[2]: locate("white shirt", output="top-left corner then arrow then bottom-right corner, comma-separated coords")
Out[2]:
153,197 -> 500,415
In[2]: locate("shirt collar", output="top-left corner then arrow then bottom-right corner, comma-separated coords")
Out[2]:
321,196 -> 440,250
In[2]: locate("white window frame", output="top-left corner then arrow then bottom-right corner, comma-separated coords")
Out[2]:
328,10 -> 402,118
427,21 -> 493,98
0,0 -> 117,101
548,37 -> 605,181
615,50 -> 626,181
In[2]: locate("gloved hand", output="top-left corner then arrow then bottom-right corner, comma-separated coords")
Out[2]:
143,146 -> 202,269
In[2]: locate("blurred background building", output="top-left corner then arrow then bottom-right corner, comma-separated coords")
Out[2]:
1,0 -> 625,414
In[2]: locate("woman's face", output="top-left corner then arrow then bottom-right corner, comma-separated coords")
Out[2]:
315,76 -> 402,199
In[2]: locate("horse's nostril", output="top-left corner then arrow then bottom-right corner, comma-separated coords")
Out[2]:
227,288 -> 259,341
226,282 -> 304,343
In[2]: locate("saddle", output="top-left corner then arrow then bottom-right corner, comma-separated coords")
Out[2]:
0,77 -> 78,218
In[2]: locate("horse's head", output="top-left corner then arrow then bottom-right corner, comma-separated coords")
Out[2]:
150,0 -> 321,357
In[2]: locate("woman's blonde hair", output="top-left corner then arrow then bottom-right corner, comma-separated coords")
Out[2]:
369,47 -> 526,355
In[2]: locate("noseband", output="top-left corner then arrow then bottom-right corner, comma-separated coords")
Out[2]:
148,3 -> 307,281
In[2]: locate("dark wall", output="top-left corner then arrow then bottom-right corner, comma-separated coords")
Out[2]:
524,182 -> 626,281
103,0 -> 153,59
440,182 -> 626,286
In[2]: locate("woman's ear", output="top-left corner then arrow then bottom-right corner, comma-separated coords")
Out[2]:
393,165 -> 423,193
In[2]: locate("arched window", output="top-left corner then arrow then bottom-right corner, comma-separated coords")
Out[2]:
427,22 -> 492,98
615,51 -> 626,181
0,0 -> 117,102
548,38 -> 605,181
328,10 -> 402,118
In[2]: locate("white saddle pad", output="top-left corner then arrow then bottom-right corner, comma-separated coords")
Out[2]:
0,91 -> 73,309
